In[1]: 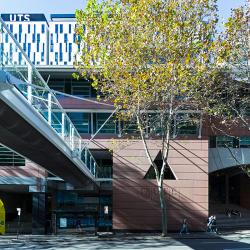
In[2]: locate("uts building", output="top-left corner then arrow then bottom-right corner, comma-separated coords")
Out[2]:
0,13 -> 249,234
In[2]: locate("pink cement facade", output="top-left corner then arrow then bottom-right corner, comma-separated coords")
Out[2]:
91,139 -> 209,231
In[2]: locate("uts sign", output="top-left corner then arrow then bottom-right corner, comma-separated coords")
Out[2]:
1,14 -> 47,22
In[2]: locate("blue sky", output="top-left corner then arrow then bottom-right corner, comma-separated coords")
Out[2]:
0,0 -> 247,22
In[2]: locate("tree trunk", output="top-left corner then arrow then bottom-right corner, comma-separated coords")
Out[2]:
158,184 -> 167,236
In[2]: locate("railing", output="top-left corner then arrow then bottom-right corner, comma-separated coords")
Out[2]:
0,17 -> 98,178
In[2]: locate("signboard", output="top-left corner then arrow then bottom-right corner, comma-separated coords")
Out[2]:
0,199 -> 5,235
16,208 -> 21,216
1,14 -> 47,22
59,218 -> 67,228
104,206 -> 109,215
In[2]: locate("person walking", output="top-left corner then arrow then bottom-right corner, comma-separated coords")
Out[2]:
179,218 -> 188,235
211,215 -> 218,233
207,215 -> 213,232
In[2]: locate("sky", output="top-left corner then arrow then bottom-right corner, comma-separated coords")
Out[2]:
0,0 -> 247,22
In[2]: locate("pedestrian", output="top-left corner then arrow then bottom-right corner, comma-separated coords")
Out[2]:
207,215 -> 213,232
211,215 -> 218,233
76,218 -> 82,233
179,218 -> 188,235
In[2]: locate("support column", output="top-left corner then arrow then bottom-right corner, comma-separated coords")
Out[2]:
225,173 -> 229,205
32,193 -> 46,234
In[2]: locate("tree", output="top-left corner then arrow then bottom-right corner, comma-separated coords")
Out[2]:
202,3 -> 249,127
75,0 -> 221,236
204,3 -> 250,175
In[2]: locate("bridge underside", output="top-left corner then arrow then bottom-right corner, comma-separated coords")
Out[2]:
0,98 -> 94,188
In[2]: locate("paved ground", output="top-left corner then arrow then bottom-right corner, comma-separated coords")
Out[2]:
0,231 -> 250,250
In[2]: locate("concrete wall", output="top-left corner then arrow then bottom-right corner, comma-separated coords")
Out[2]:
91,139 -> 209,232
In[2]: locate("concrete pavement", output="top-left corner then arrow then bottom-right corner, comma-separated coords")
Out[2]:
0,231 -> 249,249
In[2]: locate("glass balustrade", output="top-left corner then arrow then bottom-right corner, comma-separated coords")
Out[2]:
0,17 -> 99,178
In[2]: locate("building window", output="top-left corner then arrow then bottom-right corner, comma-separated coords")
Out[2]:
69,24 -> 72,33
32,34 -> 35,42
37,34 -> 40,42
59,52 -> 63,62
216,136 -> 235,148
68,43 -> 72,61
10,24 -> 13,32
55,24 -> 58,33
18,24 -> 22,33
55,52 -> 58,64
144,151 -> 176,180
96,113 -> 116,134
27,43 -> 31,57
33,52 -> 36,63
176,113 -> 198,136
37,43 -> 39,52
64,34 -> 68,42
41,52 -> 44,62
41,24 -> 45,33
239,137 -> 250,148
60,24 -> 63,33
28,24 -> 30,33
48,79 -> 65,92
71,81 -> 91,97
0,144 -> 25,166
67,113 -> 90,134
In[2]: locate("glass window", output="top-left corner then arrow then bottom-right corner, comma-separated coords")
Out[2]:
18,52 -> 22,65
59,52 -> 63,62
48,79 -> 65,92
64,34 -> 68,42
18,24 -> 22,33
10,24 -> 13,32
55,24 -> 58,33
240,137 -> 250,148
0,144 -> 25,166
60,24 -> 63,33
55,52 -> 58,63
216,136 -> 234,148
96,113 -> 116,134
67,113 -> 90,134
28,24 -> 30,33
176,113 -> 198,136
37,34 -> 40,42
69,24 -> 72,33
41,24 -> 45,33
71,81 -> 91,97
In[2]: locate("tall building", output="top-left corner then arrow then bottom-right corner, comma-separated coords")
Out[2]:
1,13 -> 49,65
0,13 -> 250,234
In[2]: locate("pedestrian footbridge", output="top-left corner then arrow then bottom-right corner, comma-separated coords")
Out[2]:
0,17 -> 99,187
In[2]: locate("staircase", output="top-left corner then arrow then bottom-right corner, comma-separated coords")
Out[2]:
210,203 -> 250,231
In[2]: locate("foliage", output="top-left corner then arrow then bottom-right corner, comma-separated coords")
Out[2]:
74,0 -> 231,236
202,4 -> 250,130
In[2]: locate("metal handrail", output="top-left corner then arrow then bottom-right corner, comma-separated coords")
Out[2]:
0,17 -> 99,177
